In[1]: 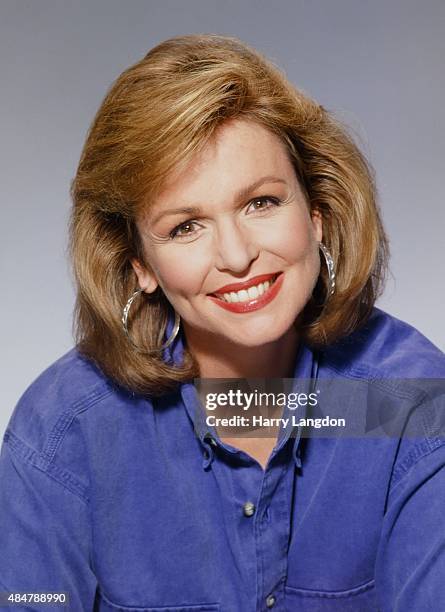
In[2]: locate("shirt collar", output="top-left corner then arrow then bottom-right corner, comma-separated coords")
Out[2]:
175,320 -> 319,469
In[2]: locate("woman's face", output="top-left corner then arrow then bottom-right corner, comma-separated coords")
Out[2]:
132,119 -> 322,348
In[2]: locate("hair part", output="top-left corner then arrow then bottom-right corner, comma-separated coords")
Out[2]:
69,33 -> 389,396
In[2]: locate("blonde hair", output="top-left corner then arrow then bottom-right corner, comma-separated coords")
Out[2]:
69,34 -> 388,396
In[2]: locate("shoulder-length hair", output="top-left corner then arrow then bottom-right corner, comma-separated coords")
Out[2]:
69,33 -> 389,396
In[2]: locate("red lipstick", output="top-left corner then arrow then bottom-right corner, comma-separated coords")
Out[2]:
208,272 -> 284,314
211,272 -> 278,295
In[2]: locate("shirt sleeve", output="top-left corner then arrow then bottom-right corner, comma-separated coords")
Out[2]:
0,429 -> 98,611
375,439 -> 445,611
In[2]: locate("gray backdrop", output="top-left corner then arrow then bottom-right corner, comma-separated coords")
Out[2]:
1,0 -> 444,437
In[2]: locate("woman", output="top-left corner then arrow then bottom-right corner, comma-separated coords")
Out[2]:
1,34 -> 444,612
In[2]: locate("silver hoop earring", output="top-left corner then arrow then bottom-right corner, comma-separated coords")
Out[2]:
318,242 -> 336,298
121,288 -> 181,354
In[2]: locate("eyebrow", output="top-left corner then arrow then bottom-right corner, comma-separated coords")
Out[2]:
151,176 -> 288,224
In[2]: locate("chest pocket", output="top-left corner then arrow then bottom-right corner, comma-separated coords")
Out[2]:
284,578 -> 377,611
95,591 -> 220,612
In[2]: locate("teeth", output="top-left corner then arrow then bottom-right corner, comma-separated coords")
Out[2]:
216,276 -> 277,303
247,286 -> 259,299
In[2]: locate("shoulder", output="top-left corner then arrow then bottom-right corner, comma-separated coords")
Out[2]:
320,308 -> 445,499
5,348 -> 113,450
320,308 -> 445,481
3,349 -> 151,496
321,307 -> 445,379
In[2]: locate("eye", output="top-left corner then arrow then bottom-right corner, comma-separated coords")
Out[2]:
169,220 -> 200,240
168,196 -> 282,240
246,196 -> 282,213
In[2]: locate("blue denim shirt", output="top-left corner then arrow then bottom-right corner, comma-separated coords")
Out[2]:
1,307 -> 445,611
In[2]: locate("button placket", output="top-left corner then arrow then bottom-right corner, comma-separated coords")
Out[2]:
253,449 -> 295,612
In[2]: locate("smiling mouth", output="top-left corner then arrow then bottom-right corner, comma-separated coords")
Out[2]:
210,273 -> 280,304
207,272 -> 284,314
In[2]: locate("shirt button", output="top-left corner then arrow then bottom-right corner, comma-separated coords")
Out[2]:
204,433 -> 218,447
243,501 -> 256,517
266,594 -> 276,608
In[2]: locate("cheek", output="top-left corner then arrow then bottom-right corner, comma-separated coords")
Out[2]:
150,247 -> 209,296
263,208 -> 317,263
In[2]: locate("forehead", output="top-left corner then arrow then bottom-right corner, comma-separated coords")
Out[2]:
151,119 -> 296,208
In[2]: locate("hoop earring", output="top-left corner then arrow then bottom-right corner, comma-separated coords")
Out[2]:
318,242 -> 336,299
121,288 -> 181,355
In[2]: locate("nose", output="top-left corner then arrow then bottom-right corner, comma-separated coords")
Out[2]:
213,217 -> 259,274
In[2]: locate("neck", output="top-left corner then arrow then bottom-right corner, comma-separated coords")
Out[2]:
183,325 -> 300,379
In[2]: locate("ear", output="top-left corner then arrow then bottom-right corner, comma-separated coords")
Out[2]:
310,208 -> 323,243
130,258 -> 159,294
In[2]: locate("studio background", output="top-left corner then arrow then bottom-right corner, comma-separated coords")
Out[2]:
1,0 -> 444,437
